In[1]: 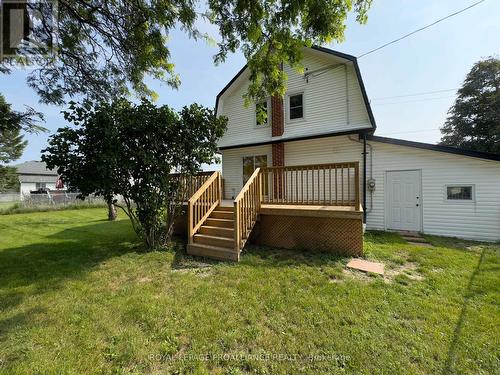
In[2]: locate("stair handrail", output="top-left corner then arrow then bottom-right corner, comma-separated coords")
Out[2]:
234,167 -> 262,253
188,171 -> 222,244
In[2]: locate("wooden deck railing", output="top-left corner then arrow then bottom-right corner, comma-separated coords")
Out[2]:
187,171 -> 222,244
261,162 -> 360,207
234,167 -> 262,253
171,171 -> 214,198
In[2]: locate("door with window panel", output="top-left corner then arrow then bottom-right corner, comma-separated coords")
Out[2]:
242,155 -> 268,195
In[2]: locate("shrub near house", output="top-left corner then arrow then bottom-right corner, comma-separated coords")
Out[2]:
42,99 -> 227,248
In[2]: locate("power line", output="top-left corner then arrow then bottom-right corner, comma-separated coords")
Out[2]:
371,95 -> 456,106
358,0 -> 487,59
380,127 -> 441,135
371,88 -> 458,100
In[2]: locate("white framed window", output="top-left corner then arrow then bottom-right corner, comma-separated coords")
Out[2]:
286,92 -> 304,122
35,182 -> 47,190
445,185 -> 475,202
255,99 -> 271,127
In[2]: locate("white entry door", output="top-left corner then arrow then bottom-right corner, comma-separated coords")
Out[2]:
385,170 -> 422,232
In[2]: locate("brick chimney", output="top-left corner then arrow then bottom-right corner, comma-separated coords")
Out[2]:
271,95 -> 284,167
271,95 -> 284,199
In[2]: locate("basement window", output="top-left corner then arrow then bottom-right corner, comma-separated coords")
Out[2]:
446,185 -> 474,201
287,93 -> 304,121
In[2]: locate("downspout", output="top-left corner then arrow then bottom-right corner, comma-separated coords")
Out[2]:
348,134 -> 373,218
365,138 -> 373,215
363,135 -> 367,222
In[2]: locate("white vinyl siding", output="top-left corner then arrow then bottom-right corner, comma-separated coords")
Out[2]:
221,145 -> 272,200
20,182 -> 57,198
218,79 -> 273,148
365,141 -> 500,241
282,50 -> 371,139
217,48 -> 372,148
223,135 -> 500,241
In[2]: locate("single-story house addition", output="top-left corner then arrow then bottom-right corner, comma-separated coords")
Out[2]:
15,161 -> 59,197
182,46 -> 500,261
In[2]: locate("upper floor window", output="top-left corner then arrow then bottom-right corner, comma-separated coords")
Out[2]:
255,100 -> 270,127
287,93 -> 304,121
446,185 -> 474,201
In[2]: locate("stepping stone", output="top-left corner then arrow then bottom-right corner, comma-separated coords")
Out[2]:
346,259 -> 385,275
407,241 -> 433,247
398,231 -> 421,238
402,236 -> 427,243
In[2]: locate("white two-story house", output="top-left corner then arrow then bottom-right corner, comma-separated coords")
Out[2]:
215,46 -> 500,243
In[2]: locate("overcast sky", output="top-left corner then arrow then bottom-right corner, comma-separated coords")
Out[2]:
1,0 -> 499,163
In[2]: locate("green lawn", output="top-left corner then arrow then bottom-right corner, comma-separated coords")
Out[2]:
0,209 -> 498,374
0,201 -> 18,211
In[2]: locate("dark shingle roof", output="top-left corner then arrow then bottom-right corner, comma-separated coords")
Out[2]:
15,161 -> 58,176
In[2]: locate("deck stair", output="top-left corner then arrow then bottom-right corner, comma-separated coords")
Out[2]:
186,169 -> 261,262
188,206 -> 239,261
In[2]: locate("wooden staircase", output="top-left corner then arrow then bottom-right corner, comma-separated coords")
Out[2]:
187,206 -> 239,261
185,169 -> 262,262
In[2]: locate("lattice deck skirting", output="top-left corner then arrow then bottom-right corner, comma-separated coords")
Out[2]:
249,214 -> 363,256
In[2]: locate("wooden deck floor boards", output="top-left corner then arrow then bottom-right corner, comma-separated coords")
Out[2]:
260,204 -> 362,219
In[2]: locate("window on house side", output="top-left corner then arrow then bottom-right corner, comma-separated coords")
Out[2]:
255,100 -> 269,127
288,93 -> 303,120
446,185 -> 473,201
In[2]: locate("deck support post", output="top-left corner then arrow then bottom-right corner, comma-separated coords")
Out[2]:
233,200 -> 240,257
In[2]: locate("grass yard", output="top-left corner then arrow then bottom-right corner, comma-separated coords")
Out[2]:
0,202 -> 18,211
0,208 -> 498,374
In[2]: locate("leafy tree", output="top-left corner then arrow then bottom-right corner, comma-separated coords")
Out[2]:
440,57 -> 500,154
0,166 -> 19,192
1,1 -> 371,104
42,99 -> 227,248
0,94 -> 44,192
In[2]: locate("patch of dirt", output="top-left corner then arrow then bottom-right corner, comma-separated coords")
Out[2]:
172,268 -> 213,278
108,276 -> 128,292
384,262 -> 424,283
342,268 -> 377,282
137,276 -> 152,283
333,260 -> 424,284
171,261 -> 213,277
466,245 -> 486,253
328,268 -> 381,283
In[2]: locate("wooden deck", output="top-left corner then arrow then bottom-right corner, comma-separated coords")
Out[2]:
184,163 -> 364,261
260,204 -> 362,219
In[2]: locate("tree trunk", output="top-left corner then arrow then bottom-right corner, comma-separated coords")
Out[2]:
165,217 -> 175,243
107,197 -> 117,221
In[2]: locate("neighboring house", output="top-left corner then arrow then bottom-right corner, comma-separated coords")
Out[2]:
15,161 -> 59,197
214,46 -> 500,244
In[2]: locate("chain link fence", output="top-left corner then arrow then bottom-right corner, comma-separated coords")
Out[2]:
21,191 -> 106,208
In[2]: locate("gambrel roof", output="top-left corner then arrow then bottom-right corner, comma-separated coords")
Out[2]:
215,45 -> 376,131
